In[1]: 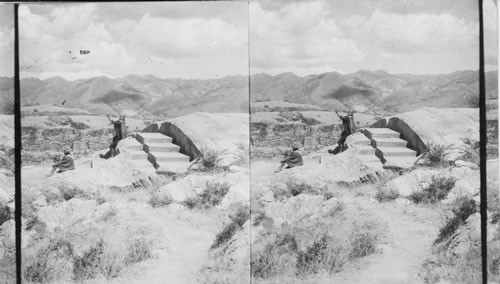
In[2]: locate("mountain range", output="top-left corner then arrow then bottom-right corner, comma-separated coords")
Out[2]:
16,74 -> 249,118
0,70 -> 496,118
251,70 -> 498,113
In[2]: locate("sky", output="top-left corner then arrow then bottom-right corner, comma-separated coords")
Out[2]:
250,0 -> 499,75
0,4 -> 14,77
0,1 -> 497,79
16,2 -> 248,80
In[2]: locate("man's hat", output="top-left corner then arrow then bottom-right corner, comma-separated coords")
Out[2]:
63,148 -> 71,155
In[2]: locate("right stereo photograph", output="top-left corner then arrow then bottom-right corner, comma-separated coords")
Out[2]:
249,0 -> 498,283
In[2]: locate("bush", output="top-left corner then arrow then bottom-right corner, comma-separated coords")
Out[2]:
422,144 -> 448,167
251,233 -> 299,278
252,224 -> 379,279
124,237 -> 153,265
409,176 -> 456,204
211,222 -> 240,250
23,239 -> 74,283
183,181 -> 230,209
198,148 -> 225,172
459,138 -> 480,165
375,187 -> 399,202
148,193 -> 172,208
57,183 -> 88,201
211,204 -> 250,249
296,235 -> 329,274
435,198 -> 477,244
285,179 -> 313,197
72,240 -> 124,280
349,229 -> 378,259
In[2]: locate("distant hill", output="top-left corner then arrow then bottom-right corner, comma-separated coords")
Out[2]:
251,70 -> 498,113
8,74 -> 248,118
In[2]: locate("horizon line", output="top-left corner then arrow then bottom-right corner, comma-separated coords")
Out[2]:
0,68 -> 497,82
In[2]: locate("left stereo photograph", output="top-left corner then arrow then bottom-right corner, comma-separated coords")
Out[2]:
0,3 -> 15,283
18,2 -> 250,283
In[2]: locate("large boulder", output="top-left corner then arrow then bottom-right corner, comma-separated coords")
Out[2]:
151,112 -> 249,167
274,148 -> 385,187
373,107 -> 479,160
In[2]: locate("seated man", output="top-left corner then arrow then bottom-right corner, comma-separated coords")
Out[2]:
275,145 -> 303,172
47,148 -> 75,177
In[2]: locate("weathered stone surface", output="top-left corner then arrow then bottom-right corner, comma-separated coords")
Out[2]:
152,112 -> 249,167
372,108 -> 479,160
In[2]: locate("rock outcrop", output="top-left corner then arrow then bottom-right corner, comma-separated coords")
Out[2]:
372,107 -> 479,160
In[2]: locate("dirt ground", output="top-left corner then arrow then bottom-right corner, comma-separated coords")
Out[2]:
251,159 -> 446,284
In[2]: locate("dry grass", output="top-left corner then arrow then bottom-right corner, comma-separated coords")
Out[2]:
408,176 -> 456,204
23,235 -> 153,282
183,180 -> 230,209
251,221 -> 381,279
375,187 -> 399,202
211,204 -> 249,249
148,192 -> 173,208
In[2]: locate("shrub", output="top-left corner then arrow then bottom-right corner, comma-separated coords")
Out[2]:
285,179 -> 313,197
251,233 -> 299,278
23,239 -> 74,283
296,235 -> 329,274
72,240 -> 124,280
375,187 -> 399,202
57,183 -> 88,201
409,176 -> 456,204
124,237 -> 153,265
198,148 -> 224,172
349,229 -> 378,259
435,198 -> 477,244
422,144 -> 448,167
211,204 -> 250,249
459,138 -> 480,165
148,193 -> 173,208
325,201 -> 345,218
211,222 -> 240,250
183,181 -> 230,209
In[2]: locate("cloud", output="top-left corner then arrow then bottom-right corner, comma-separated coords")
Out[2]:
250,1 -> 364,71
18,3 -> 248,79
357,10 -> 478,53
127,14 -> 246,58
19,4 -> 136,76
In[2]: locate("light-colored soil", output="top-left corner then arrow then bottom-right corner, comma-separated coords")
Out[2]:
22,163 -> 228,284
251,159 -> 444,284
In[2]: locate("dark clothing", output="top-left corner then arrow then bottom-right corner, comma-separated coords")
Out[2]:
52,154 -> 75,172
281,150 -> 304,168
110,120 -> 123,151
338,115 -> 352,146
113,121 -> 123,140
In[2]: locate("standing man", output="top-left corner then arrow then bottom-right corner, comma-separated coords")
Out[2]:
335,110 -> 354,152
100,114 -> 125,159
